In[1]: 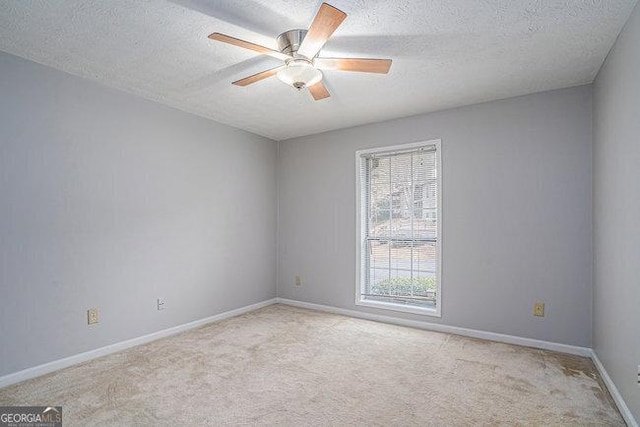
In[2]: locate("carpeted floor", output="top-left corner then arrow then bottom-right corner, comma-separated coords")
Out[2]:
0,304 -> 624,425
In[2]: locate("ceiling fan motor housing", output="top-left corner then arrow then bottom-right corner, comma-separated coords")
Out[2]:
277,29 -> 308,56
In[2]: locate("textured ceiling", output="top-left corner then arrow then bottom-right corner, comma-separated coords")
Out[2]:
0,1 -> 636,140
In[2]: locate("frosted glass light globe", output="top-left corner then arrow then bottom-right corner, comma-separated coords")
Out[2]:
277,59 -> 323,89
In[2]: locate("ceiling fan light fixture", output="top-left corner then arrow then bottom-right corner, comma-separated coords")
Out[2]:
277,59 -> 323,89
210,3 -> 391,100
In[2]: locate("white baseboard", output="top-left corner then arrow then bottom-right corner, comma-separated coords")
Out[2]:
276,298 -> 592,357
0,298 -> 278,389
590,350 -> 638,427
4,296 -> 635,427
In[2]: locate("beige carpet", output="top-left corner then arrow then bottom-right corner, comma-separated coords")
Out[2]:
0,304 -> 624,425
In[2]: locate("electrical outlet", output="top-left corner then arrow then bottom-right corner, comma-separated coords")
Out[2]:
637,365 -> 639,386
533,302 -> 545,317
157,298 -> 165,311
87,308 -> 99,325
295,275 -> 301,286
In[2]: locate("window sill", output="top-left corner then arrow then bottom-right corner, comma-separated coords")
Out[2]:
356,298 -> 441,317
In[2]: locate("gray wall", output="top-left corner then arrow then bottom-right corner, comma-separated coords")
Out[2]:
0,52 -> 277,376
593,2 -> 640,420
278,85 -> 593,347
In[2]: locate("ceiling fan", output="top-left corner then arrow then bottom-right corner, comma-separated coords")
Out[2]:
208,2 -> 392,101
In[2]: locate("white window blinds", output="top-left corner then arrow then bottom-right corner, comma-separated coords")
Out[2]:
357,142 -> 441,314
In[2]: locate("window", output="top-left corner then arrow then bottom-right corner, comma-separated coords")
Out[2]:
356,140 -> 442,316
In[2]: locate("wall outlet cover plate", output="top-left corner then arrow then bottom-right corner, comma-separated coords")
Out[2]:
87,308 -> 99,325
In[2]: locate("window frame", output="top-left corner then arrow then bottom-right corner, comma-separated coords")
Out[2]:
355,139 -> 442,317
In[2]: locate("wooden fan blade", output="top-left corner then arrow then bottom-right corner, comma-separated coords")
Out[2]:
209,33 -> 291,61
308,81 -> 331,101
298,3 -> 347,59
315,58 -> 392,74
232,66 -> 284,86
